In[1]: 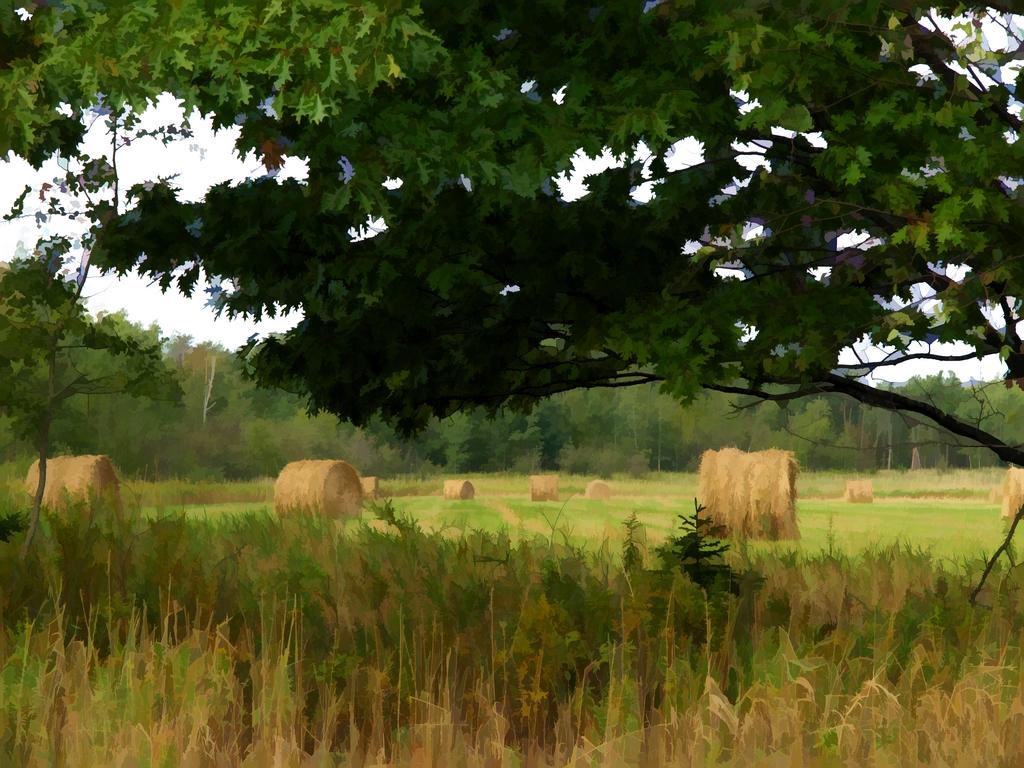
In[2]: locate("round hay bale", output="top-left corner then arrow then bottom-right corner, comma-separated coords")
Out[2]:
274,460 -> 363,519
24,455 -> 122,513
843,479 -> 874,503
697,447 -> 799,540
529,474 -> 559,502
443,479 -> 475,500
1001,468 -> 1024,519
361,476 -> 380,500
584,480 -> 612,500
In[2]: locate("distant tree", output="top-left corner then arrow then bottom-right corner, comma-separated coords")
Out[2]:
1,102 -> 181,555
0,259 -> 180,556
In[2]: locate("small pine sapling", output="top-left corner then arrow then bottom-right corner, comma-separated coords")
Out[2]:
622,510 -> 645,572
656,498 -> 736,592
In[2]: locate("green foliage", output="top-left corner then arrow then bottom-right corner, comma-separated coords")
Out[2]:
9,3 -> 1024,474
0,251 -> 182,554
5,324 -> 1022,480
0,259 -> 181,445
367,496 -> 420,535
34,0 -> 1011,459
0,509 -> 26,543
655,498 -> 738,592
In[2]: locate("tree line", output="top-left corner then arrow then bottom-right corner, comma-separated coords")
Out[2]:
0,313 -> 1019,481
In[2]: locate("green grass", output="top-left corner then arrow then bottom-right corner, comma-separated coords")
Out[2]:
773,498 -> 1006,560
142,501 -> 274,519
141,492 -> 1010,561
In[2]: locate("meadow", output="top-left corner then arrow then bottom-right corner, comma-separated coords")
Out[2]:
122,468 -> 1011,561
0,467 -> 1022,766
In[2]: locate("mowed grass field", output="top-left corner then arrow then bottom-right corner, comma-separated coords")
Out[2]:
126,468 -> 1013,561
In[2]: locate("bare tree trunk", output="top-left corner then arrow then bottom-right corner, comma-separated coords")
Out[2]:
202,354 -> 217,425
20,434 -> 48,561
887,413 -> 893,470
656,414 -> 662,472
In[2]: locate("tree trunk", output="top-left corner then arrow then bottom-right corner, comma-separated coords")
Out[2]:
20,416 -> 51,560
887,412 -> 893,470
202,354 -> 217,425
656,416 -> 662,472
21,342 -> 58,560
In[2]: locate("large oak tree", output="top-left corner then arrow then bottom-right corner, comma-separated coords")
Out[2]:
6,1 -> 1024,466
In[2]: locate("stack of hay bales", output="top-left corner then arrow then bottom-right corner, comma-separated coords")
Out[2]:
843,480 -> 874,503
24,455 -> 122,513
1000,468 -> 1024,519
443,479 -> 475,500
697,448 -> 799,540
530,474 -> 559,501
361,476 -> 380,500
274,460 -> 363,519
584,480 -> 612,500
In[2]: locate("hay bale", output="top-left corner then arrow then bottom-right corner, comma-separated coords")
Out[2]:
584,480 -> 612,500
24,455 -> 122,513
843,479 -> 874,503
1001,468 -> 1024,519
274,460 -> 363,519
989,486 -> 1003,504
530,474 -> 559,502
697,448 -> 799,540
361,476 -> 380,500
443,479 -> 475,500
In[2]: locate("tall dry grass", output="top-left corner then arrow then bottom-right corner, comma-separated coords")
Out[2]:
0,491 -> 1023,765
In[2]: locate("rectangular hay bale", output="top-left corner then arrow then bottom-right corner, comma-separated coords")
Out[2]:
1001,468 -> 1024,519
529,474 -> 559,502
843,479 -> 874,503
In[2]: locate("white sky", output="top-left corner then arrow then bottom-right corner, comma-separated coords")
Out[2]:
0,94 -> 308,348
0,9 -> 1019,385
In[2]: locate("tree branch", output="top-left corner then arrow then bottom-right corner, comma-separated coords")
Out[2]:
703,374 -> 1024,464
832,350 -> 982,372
971,504 -> 1024,606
